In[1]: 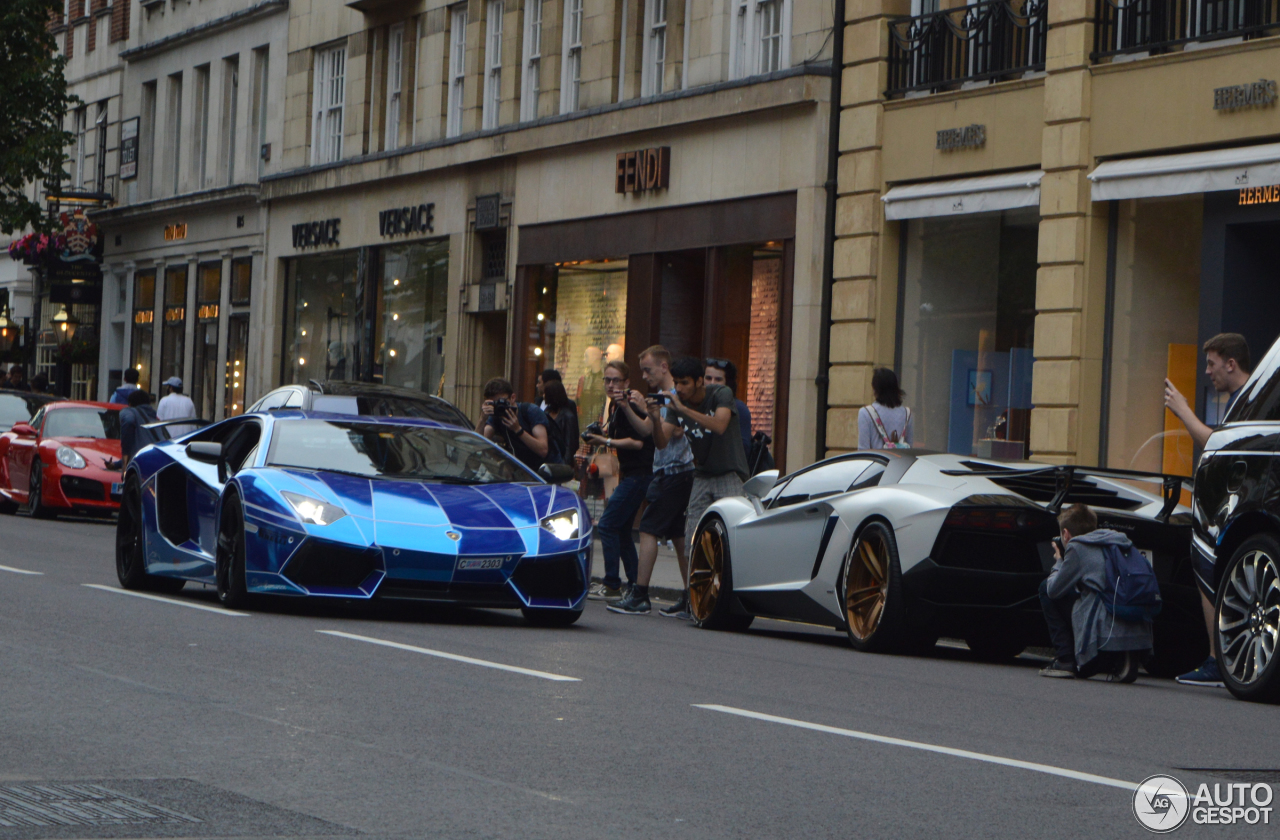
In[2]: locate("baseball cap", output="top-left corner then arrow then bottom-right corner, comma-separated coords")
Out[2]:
164,376 -> 183,388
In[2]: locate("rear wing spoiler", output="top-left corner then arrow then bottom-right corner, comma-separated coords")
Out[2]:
940,463 -> 1193,522
142,418 -> 212,431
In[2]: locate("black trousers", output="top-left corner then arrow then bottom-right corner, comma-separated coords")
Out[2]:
1039,578 -> 1075,661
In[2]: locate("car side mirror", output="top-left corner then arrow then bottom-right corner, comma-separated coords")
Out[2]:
10,422 -> 36,437
186,441 -> 223,464
538,463 -> 575,484
743,470 -> 779,498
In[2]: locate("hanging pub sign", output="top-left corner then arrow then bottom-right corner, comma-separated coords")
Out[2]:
119,117 -> 139,180
45,208 -> 103,283
615,147 -> 671,194
50,282 -> 103,306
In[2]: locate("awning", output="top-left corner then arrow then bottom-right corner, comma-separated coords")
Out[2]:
1089,142 -> 1280,201
881,170 -> 1044,221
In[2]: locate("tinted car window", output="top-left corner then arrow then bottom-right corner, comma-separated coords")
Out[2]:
284,389 -> 306,408
44,408 -> 121,440
1228,340 -> 1280,423
254,390 -> 291,412
354,395 -> 471,427
771,459 -> 874,508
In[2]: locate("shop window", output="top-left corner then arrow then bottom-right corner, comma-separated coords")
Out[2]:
385,23 -> 404,151
375,240 -> 450,393
1105,197 -> 1203,476
230,256 -> 252,305
447,7 -> 468,138
191,262 -> 221,422
899,208 -> 1038,458
561,0 -> 583,111
483,0 -> 503,130
521,0 -> 542,121
225,314 -> 249,416
131,270 -> 155,393
283,252 -> 361,384
311,44 -> 346,164
160,265 -> 187,386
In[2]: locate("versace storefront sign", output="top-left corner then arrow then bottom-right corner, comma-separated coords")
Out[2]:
937,124 -> 986,151
292,218 -> 341,248
1213,79 -> 1277,111
379,203 -> 435,237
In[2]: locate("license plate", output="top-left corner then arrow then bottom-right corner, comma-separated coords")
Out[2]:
456,556 -> 504,571
111,482 -> 123,495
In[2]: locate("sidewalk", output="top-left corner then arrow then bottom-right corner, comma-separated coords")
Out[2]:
589,537 -> 685,601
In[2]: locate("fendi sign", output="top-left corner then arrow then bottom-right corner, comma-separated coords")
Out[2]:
1214,79 -> 1277,111
937,124 -> 986,151
616,147 -> 671,194
292,218 -> 341,249
379,202 -> 435,237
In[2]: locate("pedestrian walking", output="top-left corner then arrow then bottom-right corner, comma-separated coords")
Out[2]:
110,368 -> 140,405
119,389 -> 163,465
542,380 -> 580,471
858,367 -> 913,449
1163,332 -> 1252,688
477,377 -> 559,471
704,358 -> 752,463
157,377 -> 198,437
584,361 -> 654,602
1038,503 -> 1154,682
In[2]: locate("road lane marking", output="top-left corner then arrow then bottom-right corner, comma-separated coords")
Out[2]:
317,630 -> 581,682
82,584 -> 250,616
0,560 -> 43,573
693,704 -> 1139,791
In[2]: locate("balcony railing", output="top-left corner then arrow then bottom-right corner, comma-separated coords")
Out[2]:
887,0 -> 1047,97
1094,0 -> 1280,59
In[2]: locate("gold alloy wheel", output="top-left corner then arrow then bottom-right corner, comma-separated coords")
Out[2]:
688,522 -> 725,622
844,529 -> 890,641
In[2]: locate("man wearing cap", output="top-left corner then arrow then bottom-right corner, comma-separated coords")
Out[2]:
156,377 -> 197,437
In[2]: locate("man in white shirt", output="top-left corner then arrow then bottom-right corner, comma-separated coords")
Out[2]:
156,377 -> 197,437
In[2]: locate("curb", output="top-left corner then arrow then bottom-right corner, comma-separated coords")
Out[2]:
589,576 -> 684,602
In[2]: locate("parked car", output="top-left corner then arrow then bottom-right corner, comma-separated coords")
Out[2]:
247,381 -> 472,428
0,400 -> 123,518
1192,337 -> 1280,703
686,451 -> 1206,676
115,410 -> 589,626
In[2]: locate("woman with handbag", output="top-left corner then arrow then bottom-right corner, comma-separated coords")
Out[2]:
858,367 -> 914,450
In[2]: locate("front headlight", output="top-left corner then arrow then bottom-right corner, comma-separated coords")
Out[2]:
540,510 -> 580,541
281,491 -> 347,526
56,445 -> 86,470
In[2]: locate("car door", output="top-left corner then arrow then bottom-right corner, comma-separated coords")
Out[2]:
733,458 -> 876,590
6,406 -> 46,500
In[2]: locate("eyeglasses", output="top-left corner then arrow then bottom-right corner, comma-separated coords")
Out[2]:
602,376 -> 625,384
705,358 -> 731,369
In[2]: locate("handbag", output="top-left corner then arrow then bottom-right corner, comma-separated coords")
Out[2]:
867,404 -> 911,449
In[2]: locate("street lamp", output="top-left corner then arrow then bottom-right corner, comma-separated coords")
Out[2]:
50,305 -> 80,341
0,307 -> 12,353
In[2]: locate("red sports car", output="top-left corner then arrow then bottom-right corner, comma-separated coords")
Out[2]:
0,400 -> 123,518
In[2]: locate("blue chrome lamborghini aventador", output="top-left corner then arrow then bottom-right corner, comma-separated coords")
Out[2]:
114,411 -> 591,626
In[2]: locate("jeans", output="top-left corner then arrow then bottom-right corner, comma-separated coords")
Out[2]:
598,472 -> 653,589
1039,578 -> 1075,661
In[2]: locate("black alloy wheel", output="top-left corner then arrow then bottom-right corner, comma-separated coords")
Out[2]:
1216,534 -> 1280,703
116,473 -> 185,593
28,458 -> 54,519
521,607 -> 583,627
216,493 -> 251,609
687,516 -> 754,632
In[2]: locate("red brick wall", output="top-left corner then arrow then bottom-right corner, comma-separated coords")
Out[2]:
746,256 -> 782,437
109,0 -> 130,43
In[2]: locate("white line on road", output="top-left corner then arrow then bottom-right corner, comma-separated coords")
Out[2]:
693,704 -> 1139,791
317,630 -> 581,682
81,584 -> 250,616
0,564 -> 43,575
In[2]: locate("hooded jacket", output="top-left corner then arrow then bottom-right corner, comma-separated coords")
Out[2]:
1045,528 -> 1154,667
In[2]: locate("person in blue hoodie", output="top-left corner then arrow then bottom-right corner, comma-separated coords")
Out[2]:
1038,503 -> 1154,681
110,368 -> 140,405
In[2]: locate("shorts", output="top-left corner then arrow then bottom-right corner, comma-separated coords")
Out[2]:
639,470 -> 695,540
684,472 -> 745,550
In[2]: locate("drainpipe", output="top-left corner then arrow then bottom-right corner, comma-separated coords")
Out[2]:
814,0 -> 845,464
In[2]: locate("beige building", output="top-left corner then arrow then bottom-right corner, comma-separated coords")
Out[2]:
260,0 -> 835,472
829,0 -> 1280,472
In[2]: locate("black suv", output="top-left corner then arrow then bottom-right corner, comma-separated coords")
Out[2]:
246,381 -> 472,429
1193,338 -> 1280,702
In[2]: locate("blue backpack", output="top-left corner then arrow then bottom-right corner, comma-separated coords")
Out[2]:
1101,543 -> 1162,622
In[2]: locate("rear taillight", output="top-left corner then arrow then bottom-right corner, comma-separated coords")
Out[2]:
943,506 -> 1055,534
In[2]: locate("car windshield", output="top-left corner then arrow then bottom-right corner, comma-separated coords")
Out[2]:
43,407 -> 120,440
266,420 -> 535,483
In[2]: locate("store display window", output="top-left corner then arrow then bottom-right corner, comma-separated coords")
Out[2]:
283,252 -> 361,384
160,266 -> 187,385
131,270 -> 155,393
374,240 -> 449,394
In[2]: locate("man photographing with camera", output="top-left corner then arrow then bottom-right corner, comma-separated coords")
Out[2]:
477,377 -> 559,472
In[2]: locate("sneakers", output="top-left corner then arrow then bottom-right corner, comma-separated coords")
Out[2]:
659,593 -> 691,620
606,587 -> 651,615
1105,651 -> 1141,684
1038,657 -> 1077,678
588,582 -> 622,601
1176,656 -> 1225,687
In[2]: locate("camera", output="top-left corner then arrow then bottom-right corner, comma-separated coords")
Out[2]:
491,398 -> 513,413
1052,536 -> 1064,557
647,392 -> 671,403
581,421 -> 604,441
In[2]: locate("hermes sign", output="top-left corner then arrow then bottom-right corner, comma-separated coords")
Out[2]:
615,147 -> 671,194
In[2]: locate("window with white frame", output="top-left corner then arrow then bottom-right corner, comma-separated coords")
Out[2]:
520,0 -> 542,121
560,0 -> 583,112
756,0 -> 783,74
447,7 -> 468,137
385,23 -> 404,150
311,45 -> 346,164
730,0 -> 749,79
72,107 -> 87,188
483,0 -> 503,130
643,0 -> 667,96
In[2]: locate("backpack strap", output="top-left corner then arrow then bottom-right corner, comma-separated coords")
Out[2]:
866,404 -> 894,446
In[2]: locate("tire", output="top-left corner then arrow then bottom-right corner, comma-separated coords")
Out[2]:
216,493 -> 251,610
964,632 -> 1026,662
841,521 -> 918,653
116,473 -> 185,593
28,458 -> 55,519
688,516 -> 754,632
521,607 -> 583,627
1215,534 -> 1280,704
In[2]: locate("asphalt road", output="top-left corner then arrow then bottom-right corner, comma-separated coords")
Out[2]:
0,512 -> 1275,840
